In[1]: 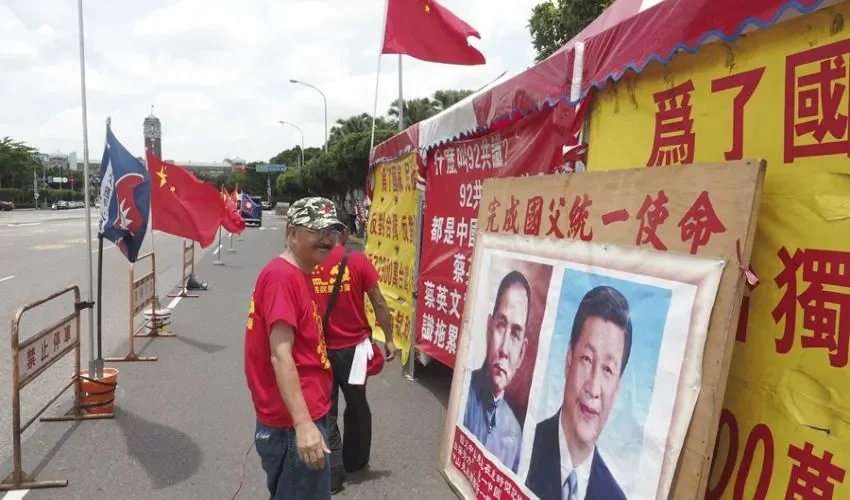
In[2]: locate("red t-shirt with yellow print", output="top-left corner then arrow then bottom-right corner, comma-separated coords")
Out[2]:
244,257 -> 333,428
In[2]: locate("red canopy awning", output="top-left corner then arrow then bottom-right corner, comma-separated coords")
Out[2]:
571,0 -> 830,100
371,0 -> 832,160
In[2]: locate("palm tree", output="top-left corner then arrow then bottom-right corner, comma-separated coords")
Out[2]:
329,113 -> 394,143
432,89 -> 474,111
387,97 -> 437,128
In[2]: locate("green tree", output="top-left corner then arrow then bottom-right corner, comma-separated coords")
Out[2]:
432,89 -> 474,111
269,146 -> 322,168
0,137 -> 38,189
388,97 -> 437,128
329,113 -> 395,144
275,128 -> 395,204
528,0 -> 613,62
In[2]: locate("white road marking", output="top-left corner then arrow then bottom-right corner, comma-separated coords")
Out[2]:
213,244 -> 222,255
2,489 -> 29,499
0,275 -> 15,284
167,296 -> 182,309
30,244 -> 71,251
260,227 -> 266,231
5,222 -> 40,227
92,244 -> 115,254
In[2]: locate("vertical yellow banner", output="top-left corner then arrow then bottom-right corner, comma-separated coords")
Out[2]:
586,4 -> 850,498
365,153 -> 418,367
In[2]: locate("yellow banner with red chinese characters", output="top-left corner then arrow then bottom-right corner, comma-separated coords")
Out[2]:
364,153 -> 418,367
587,4 -> 850,498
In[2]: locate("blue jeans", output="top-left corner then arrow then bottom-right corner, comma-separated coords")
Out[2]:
255,416 -> 331,500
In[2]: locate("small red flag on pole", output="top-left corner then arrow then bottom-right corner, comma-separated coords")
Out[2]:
381,0 -> 485,66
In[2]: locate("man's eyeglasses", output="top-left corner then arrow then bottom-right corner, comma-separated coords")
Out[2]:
298,225 -> 342,239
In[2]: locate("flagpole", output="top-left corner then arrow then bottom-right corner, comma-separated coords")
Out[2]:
369,54 -> 383,152
370,0 -> 391,152
77,0 -> 99,378
398,54 -> 404,132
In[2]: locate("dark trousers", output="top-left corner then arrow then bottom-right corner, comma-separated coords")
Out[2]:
255,416 -> 331,500
327,346 -> 372,488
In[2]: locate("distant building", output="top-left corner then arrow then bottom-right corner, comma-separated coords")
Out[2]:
143,107 -> 162,160
46,153 -> 69,170
165,160 -> 240,178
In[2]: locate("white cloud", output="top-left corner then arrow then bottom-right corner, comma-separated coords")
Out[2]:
1,0 -> 542,163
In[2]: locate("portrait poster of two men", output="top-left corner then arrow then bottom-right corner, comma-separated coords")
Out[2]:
443,233 -> 726,500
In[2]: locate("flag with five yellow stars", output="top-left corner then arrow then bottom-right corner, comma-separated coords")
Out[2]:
146,152 -> 226,247
381,0 -> 485,65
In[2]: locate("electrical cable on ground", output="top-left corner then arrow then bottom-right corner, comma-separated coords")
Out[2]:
231,438 -> 257,500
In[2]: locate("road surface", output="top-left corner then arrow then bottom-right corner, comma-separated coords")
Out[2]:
0,208 -> 215,468
0,210 -> 455,499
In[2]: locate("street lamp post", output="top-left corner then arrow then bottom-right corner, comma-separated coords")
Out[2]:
289,79 -> 328,152
278,121 -> 305,167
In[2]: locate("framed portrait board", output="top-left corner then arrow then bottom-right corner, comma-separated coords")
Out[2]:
439,160 -> 766,499
442,233 -> 725,499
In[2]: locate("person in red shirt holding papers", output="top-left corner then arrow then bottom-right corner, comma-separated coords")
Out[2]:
312,228 -> 397,494
244,197 -> 346,500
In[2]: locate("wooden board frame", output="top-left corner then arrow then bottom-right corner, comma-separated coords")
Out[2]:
437,160 -> 766,499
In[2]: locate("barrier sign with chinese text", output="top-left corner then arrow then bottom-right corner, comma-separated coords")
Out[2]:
17,316 -> 77,388
587,5 -> 850,498
416,108 -> 569,367
133,272 -> 155,315
364,153 -> 419,367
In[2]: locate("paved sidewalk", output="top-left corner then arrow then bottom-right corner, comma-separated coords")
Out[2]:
1,217 -> 455,500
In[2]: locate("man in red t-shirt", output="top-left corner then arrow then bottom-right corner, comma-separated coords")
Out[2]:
244,196 -> 346,500
312,228 -> 397,493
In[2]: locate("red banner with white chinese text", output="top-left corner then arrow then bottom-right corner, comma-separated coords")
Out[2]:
415,107 -> 572,367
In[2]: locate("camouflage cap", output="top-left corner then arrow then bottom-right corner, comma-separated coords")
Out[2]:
286,197 -> 346,231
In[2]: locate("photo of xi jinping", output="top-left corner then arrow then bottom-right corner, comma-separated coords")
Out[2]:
526,285 -> 631,499
462,257 -> 552,474
524,266 -> 675,500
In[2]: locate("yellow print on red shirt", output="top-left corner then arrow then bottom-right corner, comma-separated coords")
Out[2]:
246,298 -> 255,331
312,301 -> 331,370
311,261 -> 353,295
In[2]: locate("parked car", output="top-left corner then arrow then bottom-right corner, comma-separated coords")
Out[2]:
0,201 -> 14,211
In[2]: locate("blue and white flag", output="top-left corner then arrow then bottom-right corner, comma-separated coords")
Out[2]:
241,193 -> 262,219
98,123 -> 151,262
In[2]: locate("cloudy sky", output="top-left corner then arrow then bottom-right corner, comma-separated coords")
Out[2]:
1,0 -> 542,163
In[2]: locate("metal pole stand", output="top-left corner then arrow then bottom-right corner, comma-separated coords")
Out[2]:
226,232 -> 236,253
213,227 -> 225,266
135,307 -> 175,338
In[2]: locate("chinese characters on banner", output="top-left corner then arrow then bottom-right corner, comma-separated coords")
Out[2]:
364,153 -> 419,367
451,429 -> 528,500
441,160 -> 762,500
481,188 -> 728,255
587,6 -> 850,498
416,108 -> 571,367
17,318 -> 77,387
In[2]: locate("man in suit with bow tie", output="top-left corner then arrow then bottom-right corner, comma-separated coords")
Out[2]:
526,286 -> 630,500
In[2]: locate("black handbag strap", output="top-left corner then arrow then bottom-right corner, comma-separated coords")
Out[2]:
323,248 -> 351,330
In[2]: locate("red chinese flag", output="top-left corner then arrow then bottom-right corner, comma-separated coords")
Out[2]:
381,0 -> 485,66
222,186 -> 246,235
147,153 -> 225,247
